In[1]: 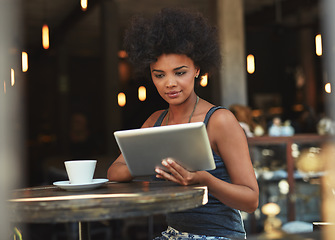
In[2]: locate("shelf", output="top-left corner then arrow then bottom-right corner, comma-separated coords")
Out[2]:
247,134 -> 330,221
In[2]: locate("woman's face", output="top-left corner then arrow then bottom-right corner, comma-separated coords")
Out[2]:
150,54 -> 199,105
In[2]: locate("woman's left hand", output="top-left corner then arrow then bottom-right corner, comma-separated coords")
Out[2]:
155,159 -> 201,185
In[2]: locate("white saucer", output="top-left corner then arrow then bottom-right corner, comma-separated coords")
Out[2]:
53,178 -> 109,191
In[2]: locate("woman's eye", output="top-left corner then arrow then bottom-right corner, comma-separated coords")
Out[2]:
154,74 -> 165,78
175,71 -> 186,76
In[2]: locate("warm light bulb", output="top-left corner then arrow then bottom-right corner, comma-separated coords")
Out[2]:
22,52 -> 28,72
261,202 -> 281,217
247,54 -> 255,74
118,50 -> 128,58
315,34 -> 322,56
138,86 -> 146,101
42,24 -> 49,49
81,0 -> 88,11
278,179 -> 289,195
11,68 -> 15,86
200,74 -> 208,87
325,83 -> 331,93
118,92 -> 126,107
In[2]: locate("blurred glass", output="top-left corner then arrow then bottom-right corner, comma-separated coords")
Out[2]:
0,0 -> 24,237
322,0 -> 335,238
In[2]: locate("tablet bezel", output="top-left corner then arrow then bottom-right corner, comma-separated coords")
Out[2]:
114,122 -> 216,177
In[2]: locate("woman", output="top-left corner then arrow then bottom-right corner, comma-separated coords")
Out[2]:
107,8 -> 258,240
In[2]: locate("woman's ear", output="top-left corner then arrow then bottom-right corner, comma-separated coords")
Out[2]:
196,68 -> 200,78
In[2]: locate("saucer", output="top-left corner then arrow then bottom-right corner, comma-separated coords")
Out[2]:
53,178 -> 109,191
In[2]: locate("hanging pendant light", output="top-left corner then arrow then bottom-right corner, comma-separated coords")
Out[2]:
22,52 -> 28,72
81,0 -> 88,11
11,69 -> 15,86
315,34 -> 322,56
118,92 -> 126,107
325,83 -> 331,93
138,86 -> 146,101
247,54 -> 255,74
42,24 -> 49,49
42,0 -> 49,49
200,74 -> 208,87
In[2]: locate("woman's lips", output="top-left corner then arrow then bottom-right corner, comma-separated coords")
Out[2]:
166,91 -> 181,98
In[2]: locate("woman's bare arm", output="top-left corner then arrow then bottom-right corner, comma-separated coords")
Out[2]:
155,109 -> 259,213
107,110 -> 165,182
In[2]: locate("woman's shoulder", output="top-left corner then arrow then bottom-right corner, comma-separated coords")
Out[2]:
206,106 -> 239,128
197,100 -> 230,123
206,106 -> 246,146
141,109 -> 167,128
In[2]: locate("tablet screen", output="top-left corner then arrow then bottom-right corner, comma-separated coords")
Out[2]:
114,122 -> 216,176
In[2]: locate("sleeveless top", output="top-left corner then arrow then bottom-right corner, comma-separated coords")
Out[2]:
153,106 -> 246,239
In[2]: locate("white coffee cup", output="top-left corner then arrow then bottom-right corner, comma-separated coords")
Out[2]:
64,160 -> 97,184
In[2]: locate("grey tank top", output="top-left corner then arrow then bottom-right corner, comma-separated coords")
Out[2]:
153,106 -> 246,239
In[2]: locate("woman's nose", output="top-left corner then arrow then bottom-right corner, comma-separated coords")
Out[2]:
166,77 -> 177,88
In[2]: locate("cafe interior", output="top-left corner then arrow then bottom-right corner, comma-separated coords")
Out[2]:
1,0 -> 335,239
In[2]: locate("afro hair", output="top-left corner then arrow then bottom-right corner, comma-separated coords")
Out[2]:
123,8 -> 221,79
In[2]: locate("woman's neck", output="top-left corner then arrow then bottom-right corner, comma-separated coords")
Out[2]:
166,94 -> 199,125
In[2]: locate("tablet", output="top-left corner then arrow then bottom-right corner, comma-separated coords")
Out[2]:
114,122 -> 216,177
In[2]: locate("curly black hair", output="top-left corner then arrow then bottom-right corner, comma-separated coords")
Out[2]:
123,8 -> 221,79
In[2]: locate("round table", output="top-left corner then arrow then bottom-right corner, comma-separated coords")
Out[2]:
9,181 -> 207,239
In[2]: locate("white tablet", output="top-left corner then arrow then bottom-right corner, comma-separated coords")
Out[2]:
114,122 -> 216,177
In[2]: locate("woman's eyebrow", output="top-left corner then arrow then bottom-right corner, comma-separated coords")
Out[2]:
151,66 -> 188,73
174,66 -> 188,71
151,69 -> 164,73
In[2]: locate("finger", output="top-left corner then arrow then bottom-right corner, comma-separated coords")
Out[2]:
155,167 -> 180,183
162,159 -> 187,180
155,167 -> 171,179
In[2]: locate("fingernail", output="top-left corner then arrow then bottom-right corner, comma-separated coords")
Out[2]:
162,160 -> 168,166
155,168 -> 161,173
167,159 -> 173,164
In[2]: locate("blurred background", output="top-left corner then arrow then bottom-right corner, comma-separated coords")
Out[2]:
2,0 -> 335,239
21,0 -> 327,184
